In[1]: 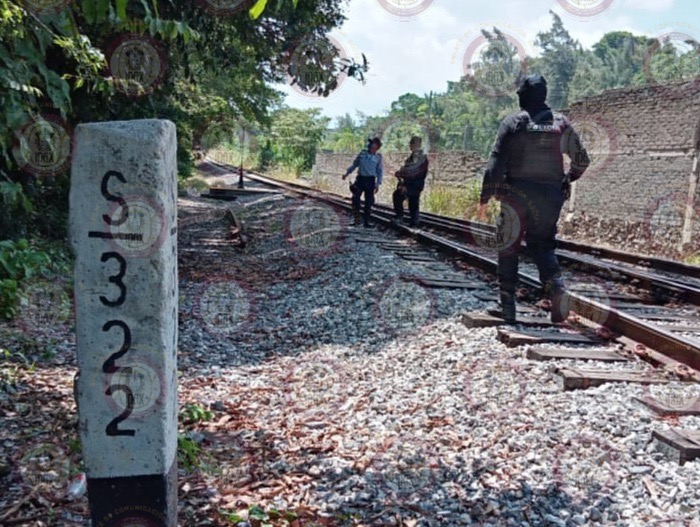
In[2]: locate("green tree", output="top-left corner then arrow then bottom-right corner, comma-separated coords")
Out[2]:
269,107 -> 330,173
534,12 -> 580,109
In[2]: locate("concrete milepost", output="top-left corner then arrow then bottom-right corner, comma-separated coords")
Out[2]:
70,120 -> 178,527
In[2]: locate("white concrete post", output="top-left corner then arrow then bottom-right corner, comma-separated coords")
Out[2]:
70,119 -> 178,527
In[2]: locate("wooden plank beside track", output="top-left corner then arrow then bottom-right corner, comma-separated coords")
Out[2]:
555,368 -> 668,391
527,348 -> 628,362
635,395 -> 700,416
497,329 -> 602,347
652,428 -> 700,465
462,312 -> 555,328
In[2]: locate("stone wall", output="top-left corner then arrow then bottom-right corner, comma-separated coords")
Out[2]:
311,80 -> 700,258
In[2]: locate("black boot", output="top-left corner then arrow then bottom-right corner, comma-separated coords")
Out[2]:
498,291 -> 517,324
351,212 -> 362,226
545,277 -> 567,323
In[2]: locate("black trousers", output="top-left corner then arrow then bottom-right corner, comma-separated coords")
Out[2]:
393,188 -> 421,225
497,179 -> 565,294
351,176 -> 376,224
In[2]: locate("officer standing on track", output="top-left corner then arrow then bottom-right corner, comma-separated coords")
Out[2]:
343,137 -> 383,228
478,74 -> 590,324
393,136 -> 429,228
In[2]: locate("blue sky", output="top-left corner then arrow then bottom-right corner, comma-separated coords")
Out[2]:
276,0 -> 699,123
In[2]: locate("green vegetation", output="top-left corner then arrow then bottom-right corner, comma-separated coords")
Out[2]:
319,13 -> 700,159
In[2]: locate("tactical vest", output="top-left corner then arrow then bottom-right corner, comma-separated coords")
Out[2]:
507,111 -> 568,184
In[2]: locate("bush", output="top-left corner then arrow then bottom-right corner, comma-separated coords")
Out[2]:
0,239 -> 53,319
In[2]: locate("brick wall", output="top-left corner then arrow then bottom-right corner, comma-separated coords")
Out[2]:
560,80 -> 700,257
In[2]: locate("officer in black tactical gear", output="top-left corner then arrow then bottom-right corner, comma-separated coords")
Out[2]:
478,75 -> 590,324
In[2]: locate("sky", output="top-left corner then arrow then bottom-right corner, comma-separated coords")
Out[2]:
275,0 -> 700,124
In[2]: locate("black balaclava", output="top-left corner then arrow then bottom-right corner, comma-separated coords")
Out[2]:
517,75 -> 550,118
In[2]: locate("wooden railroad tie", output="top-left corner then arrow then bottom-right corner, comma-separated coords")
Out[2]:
462,312 -> 555,328
652,428 -> 700,465
414,278 -> 486,289
497,328 -> 604,347
555,367 -> 668,391
635,395 -> 700,416
526,347 -> 628,362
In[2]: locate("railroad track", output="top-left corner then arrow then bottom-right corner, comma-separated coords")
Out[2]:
198,161 -> 700,462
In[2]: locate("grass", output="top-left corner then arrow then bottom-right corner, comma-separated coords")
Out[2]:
422,181 -> 500,223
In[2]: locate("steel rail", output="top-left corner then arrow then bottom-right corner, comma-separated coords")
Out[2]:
207,164 -> 700,371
